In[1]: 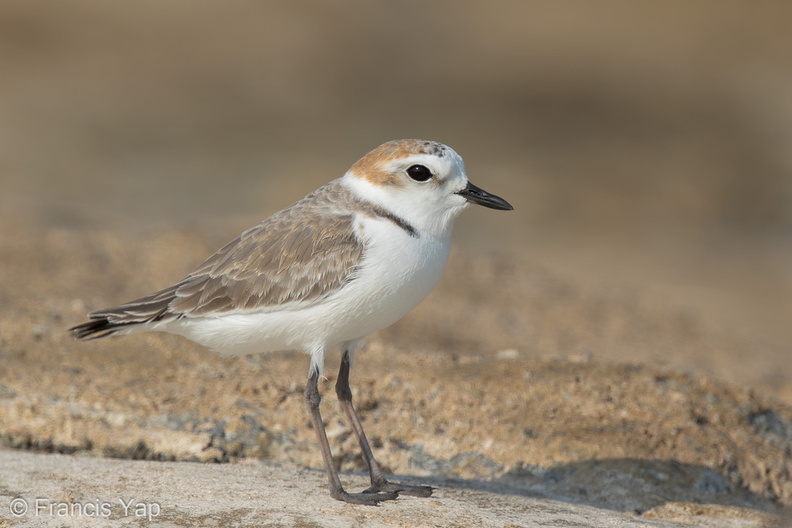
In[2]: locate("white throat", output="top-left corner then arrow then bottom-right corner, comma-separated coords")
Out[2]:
341,173 -> 466,240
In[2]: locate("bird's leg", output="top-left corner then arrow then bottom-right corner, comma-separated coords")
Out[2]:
335,351 -> 433,497
304,367 -> 399,505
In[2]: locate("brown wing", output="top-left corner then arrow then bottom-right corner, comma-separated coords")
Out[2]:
71,180 -> 364,338
170,190 -> 363,314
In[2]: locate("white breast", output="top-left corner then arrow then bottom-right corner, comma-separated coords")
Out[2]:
324,211 -> 451,343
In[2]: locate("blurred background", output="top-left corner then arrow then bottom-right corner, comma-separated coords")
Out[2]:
2,1 -> 791,395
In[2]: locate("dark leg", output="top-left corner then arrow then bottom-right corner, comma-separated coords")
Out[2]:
305,367 -> 399,505
335,351 -> 433,497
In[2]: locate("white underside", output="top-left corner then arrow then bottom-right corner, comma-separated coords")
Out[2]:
140,213 -> 452,374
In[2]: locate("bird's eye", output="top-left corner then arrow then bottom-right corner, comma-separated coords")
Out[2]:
406,164 -> 432,182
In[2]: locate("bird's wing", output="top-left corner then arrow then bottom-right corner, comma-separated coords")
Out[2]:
84,180 -> 366,327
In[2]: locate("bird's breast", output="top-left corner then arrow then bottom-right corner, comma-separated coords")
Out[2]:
324,214 -> 452,340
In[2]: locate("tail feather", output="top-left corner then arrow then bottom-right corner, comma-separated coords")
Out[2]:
69,285 -> 179,340
70,317 -> 141,340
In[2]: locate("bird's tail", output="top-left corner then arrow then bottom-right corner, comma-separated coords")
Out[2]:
70,316 -> 136,340
69,285 -> 179,340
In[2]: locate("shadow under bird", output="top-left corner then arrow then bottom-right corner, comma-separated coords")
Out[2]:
70,139 -> 513,505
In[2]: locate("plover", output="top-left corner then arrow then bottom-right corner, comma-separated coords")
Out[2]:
70,139 -> 513,505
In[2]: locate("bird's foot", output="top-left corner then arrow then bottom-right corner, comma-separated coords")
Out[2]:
363,479 -> 433,497
331,488 -> 399,506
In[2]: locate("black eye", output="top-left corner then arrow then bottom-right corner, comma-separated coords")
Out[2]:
406,164 -> 432,182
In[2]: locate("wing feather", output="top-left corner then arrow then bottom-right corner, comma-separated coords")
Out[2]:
72,180 -> 366,337
173,181 -> 364,315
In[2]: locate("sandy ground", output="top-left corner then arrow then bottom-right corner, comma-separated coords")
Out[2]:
1,221 -> 791,526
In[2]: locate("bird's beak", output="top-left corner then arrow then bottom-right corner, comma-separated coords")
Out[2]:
456,181 -> 513,211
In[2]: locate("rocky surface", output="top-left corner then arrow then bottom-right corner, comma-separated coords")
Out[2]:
2,449 -> 785,528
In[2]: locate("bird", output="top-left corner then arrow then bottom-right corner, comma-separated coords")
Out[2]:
70,139 -> 513,505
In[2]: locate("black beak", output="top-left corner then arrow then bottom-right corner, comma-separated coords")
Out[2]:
456,181 -> 513,211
